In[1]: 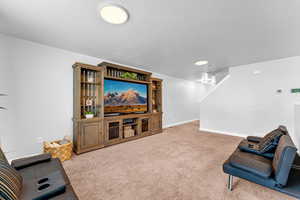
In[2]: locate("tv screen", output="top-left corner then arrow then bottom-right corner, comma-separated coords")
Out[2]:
104,79 -> 148,114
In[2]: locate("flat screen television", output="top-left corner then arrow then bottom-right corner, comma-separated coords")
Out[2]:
104,79 -> 148,114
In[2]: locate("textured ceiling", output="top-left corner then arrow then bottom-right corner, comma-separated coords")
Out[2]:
0,0 -> 299,80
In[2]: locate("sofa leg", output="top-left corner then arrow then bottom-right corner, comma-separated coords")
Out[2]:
227,175 -> 233,191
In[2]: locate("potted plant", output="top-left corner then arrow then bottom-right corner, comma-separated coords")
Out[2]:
120,72 -> 138,80
84,111 -> 94,119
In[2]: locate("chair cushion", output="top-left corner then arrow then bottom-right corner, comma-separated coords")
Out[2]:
229,148 -> 273,178
272,135 -> 297,186
0,160 -> 23,200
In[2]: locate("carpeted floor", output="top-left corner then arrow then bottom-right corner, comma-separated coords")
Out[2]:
63,121 -> 295,200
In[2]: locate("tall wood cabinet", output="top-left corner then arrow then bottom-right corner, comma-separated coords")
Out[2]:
73,63 -> 104,153
73,62 -> 163,154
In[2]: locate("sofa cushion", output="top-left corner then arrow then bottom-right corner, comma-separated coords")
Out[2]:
229,149 -> 273,178
21,171 -> 67,200
223,159 -> 276,188
0,160 -> 23,200
272,135 -> 297,186
16,158 -> 78,200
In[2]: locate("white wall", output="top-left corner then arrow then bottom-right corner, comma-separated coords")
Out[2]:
295,103 -> 300,149
154,73 -> 209,127
200,56 -> 300,149
0,34 -> 16,154
0,34 -> 209,160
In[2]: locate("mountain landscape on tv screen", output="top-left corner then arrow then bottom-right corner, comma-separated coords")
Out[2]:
104,90 -> 147,106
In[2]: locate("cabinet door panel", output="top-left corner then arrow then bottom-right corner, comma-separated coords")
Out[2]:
151,114 -> 162,131
104,119 -> 122,145
140,117 -> 151,135
80,122 -> 101,149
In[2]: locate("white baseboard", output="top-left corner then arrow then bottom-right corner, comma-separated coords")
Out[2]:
5,121 -> 197,162
164,119 -> 198,128
199,128 -> 246,138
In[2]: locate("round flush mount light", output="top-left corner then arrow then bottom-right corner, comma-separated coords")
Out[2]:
99,5 -> 129,24
195,60 -> 208,66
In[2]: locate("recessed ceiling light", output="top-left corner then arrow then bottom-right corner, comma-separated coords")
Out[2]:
100,5 -> 129,24
195,60 -> 208,66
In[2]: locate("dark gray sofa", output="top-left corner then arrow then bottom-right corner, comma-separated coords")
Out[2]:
223,134 -> 300,198
0,148 -> 78,200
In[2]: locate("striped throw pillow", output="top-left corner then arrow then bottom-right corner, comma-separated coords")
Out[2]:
0,148 -> 8,164
259,129 -> 284,153
0,160 -> 23,200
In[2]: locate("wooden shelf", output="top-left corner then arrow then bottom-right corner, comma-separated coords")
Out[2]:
74,117 -> 103,122
80,97 -> 97,99
123,123 -> 138,126
105,76 -> 151,84
109,125 -> 120,128
81,81 -> 101,85
104,113 -> 151,120
151,78 -> 162,113
123,135 -> 137,139
99,62 -> 152,82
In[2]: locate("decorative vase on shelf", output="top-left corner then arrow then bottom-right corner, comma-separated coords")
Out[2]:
86,99 -> 93,106
85,112 -> 94,119
85,114 -> 94,119
87,72 -> 94,83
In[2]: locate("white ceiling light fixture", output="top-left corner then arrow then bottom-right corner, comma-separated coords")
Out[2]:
194,60 -> 208,66
99,4 -> 129,24
197,73 -> 216,85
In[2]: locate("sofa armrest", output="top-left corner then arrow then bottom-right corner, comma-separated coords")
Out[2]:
247,136 -> 262,143
11,153 -> 52,170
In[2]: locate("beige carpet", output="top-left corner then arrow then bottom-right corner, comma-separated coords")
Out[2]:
63,121 -> 295,200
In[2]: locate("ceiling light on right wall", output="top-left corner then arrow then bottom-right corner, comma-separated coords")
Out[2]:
195,60 -> 208,66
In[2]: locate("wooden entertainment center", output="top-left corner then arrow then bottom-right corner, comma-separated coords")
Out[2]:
73,62 -> 163,154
